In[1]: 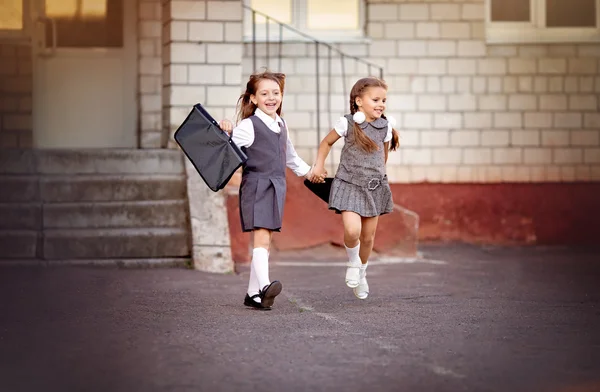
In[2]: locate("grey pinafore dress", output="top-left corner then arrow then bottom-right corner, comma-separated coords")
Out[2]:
238,115 -> 287,232
328,115 -> 394,217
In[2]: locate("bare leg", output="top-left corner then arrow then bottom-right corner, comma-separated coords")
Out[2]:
341,211 -> 362,248
252,228 -> 273,251
341,211 -> 362,287
359,216 -> 379,264
351,216 -> 378,299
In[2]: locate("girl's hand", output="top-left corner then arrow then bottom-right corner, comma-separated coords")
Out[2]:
304,168 -> 315,182
305,168 -> 324,183
310,165 -> 327,183
219,119 -> 233,134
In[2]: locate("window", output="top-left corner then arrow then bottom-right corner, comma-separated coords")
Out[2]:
0,0 -> 29,38
244,0 -> 364,42
44,0 -> 123,48
486,0 -> 600,43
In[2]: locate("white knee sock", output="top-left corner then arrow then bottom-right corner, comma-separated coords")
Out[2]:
247,262 -> 261,300
345,242 -> 361,288
354,262 -> 369,300
251,247 -> 270,290
345,242 -> 361,265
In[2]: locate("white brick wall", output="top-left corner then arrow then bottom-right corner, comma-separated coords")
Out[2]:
358,0 -> 599,182
234,0 -> 600,183
163,0 -> 243,148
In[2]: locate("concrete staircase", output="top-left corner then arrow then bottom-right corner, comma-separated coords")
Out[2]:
0,149 -> 191,266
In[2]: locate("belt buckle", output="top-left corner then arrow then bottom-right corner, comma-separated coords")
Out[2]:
367,178 -> 380,191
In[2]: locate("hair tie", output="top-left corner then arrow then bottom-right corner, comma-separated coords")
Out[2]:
353,111 -> 366,124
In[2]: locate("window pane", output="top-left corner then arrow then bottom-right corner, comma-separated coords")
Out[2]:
44,0 -> 123,48
547,0 -> 596,27
46,0 -> 107,17
491,0 -> 530,22
0,0 -> 23,30
307,0 -> 359,30
250,0 -> 292,24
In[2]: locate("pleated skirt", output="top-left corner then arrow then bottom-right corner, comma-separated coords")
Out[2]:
239,175 -> 286,232
328,177 -> 393,217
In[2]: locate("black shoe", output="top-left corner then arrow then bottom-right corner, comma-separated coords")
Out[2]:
259,280 -> 283,308
244,293 -> 270,310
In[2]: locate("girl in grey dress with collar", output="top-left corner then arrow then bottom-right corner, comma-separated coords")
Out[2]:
312,77 -> 399,300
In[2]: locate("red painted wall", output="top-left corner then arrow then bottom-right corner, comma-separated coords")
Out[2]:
390,182 -> 600,246
227,176 -> 600,263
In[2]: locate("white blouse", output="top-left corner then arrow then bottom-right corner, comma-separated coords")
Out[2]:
333,116 -> 393,142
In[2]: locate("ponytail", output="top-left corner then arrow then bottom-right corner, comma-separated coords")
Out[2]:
381,113 -> 400,151
389,128 -> 400,151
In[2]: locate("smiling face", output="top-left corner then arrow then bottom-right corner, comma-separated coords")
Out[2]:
355,86 -> 387,123
250,78 -> 282,119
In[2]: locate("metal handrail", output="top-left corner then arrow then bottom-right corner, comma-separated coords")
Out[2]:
245,5 -> 383,78
244,4 -> 385,147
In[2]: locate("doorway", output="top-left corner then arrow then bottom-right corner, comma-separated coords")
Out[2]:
32,0 -> 137,148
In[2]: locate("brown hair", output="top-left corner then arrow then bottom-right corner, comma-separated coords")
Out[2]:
236,70 -> 286,124
349,77 -> 400,152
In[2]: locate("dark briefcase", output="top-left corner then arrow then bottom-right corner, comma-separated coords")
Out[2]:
303,177 -> 334,203
174,103 -> 247,192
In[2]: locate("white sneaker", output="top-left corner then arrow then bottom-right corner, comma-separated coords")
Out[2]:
353,264 -> 369,300
345,261 -> 361,288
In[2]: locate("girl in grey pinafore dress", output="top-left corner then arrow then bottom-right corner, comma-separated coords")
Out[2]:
328,114 -> 394,217
239,116 -> 288,232
220,70 -> 322,312
311,76 -> 399,301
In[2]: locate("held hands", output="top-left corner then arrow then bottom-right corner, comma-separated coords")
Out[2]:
306,165 -> 327,183
219,119 -> 233,134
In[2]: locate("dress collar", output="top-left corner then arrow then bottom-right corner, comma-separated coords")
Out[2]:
358,116 -> 388,130
255,107 -> 282,127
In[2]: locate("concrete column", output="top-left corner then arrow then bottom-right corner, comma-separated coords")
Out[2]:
162,0 -> 243,273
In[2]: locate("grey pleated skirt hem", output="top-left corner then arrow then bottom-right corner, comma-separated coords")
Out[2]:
328,177 -> 394,217
241,226 -> 282,233
239,175 -> 286,233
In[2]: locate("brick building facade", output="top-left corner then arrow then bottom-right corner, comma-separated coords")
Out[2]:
0,0 -> 598,267
2,0 -> 598,179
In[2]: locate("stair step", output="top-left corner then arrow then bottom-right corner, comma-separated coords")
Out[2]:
0,230 -> 38,258
43,200 -> 188,229
44,258 -> 190,268
0,258 -> 189,268
37,149 -> 185,175
40,174 -> 187,202
43,228 -> 189,259
0,174 -> 187,203
0,149 -> 194,261
0,149 -> 36,174
0,203 -> 41,230
0,176 -> 40,203
0,149 -> 185,175
0,259 -> 43,267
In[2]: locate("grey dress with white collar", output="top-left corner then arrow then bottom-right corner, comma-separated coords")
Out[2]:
328,115 -> 394,217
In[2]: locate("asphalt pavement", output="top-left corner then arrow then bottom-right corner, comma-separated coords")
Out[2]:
1,244 -> 599,392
